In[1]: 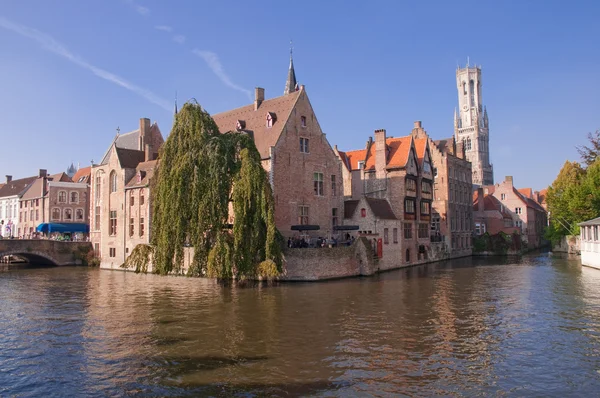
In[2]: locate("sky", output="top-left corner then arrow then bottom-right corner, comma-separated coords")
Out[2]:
0,1 -> 599,191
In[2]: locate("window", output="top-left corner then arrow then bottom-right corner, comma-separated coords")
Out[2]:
298,206 -> 309,225
404,223 -> 412,239
64,208 -> 72,221
266,113 -> 274,128
94,206 -> 100,231
393,228 -> 398,243
420,201 -> 430,215
384,228 -> 389,244
594,226 -> 598,241
405,199 -> 415,214
70,192 -> 79,204
300,137 -> 309,153
95,175 -> 101,199
501,193 -> 506,200
406,178 -> 416,192
35,210 -> 39,221
58,191 -> 67,203
332,208 -> 338,227
94,243 -> 100,256
361,208 -> 366,218
129,218 -> 134,236
357,161 -> 365,170
130,194 -> 135,206
331,175 -> 337,196
422,181 -> 432,195
110,171 -> 117,193
313,173 -> 324,196
431,215 -> 440,232
418,223 -> 429,239
140,195 -> 145,206
140,218 -> 145,237
466,137 -> 472,151
109,248 -> 116,258
475,222 -> 486,235
516,220 -> 522,228
109,210 -> 117,235
24,212 -> 27,222
462,81 -> 467,95
301,116 -> 307,127
36,199 -> 39,206
76,209 -> 84,221
52,208 -> 60,221
470,79 -> 475,106
423,160 -> 432,173
29,210 -> 34,221
515,207 -> 522,215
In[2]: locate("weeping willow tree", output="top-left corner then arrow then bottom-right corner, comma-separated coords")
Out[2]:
150,101 -> 282,278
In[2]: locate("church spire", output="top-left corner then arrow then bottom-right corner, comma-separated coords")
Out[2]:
174,91 -> 178,115
284,41 -> 297,95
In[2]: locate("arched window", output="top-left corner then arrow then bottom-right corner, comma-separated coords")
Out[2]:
52,208 -> 61,221
58,191 -> 67,203
95,173 -> 102,199
469,79 -> 475,106
462,81 -> 467,95
70,192 -> 79,204
110,171 -> 117,193
76,208 -> 84,221
64,208 -> 72,221
466,137 -> 472,151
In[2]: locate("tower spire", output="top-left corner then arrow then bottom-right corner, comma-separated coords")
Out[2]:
454,107 -> 459,128
174,91 -> 178,115
284,40 -> 298,95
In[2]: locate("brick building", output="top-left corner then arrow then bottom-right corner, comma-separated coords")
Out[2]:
473,188 -> 519,236
486,176 -> 548,248
90,118 -> 164,268
18,169 -> 89,238
410,122 -> 473,256
0,175 -> 37,237
338,127 -> 433,265
212,56 -> 344,239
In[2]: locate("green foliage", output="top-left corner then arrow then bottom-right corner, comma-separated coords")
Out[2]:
121,244 -> 154,273
73,245 -> 96,266
150,102 -> 282,279
472,232 -> 522,254
546,159 -> 600,239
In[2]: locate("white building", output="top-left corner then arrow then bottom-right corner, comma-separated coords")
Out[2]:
0,175 -> 37,238
454,63 -> 494,186
579,217 -> 600,269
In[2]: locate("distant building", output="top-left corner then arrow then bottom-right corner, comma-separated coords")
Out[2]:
66,163 -> 77,179
473,188 -> 519,236
454,64 -> 494,186
0,174 -> 38,237
90,118 -> 164,268
19,169 -> 89,238
579,217 -> 600,269
212,54 -> 344,239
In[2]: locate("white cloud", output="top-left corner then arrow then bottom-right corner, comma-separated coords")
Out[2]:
192,50 -> 252,100
173,35 -> 185,44
155,25 -> 172,32
0,16 -> 171,112
135,5 -> 150,16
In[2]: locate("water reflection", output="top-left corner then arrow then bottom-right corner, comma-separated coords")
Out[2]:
1,254 -> 600,396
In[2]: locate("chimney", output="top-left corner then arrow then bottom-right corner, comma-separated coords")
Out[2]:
5,175 -> 12,184
374,129 -> 387,178
139,118 -> 151,150
145,144 -> 153,162
254,87 -> 264,110
477,187 -> 484,213
38,169 -> 47,178
414,121 -> 422,129
505,176 -> 513,187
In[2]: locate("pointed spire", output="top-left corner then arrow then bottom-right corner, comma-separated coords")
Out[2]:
174,91 -> 178,115
284,40 -> 297,95
454,108 -> 459,128
483,106 -> 489,126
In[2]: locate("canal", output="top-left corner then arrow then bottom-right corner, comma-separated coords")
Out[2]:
1,253 -> 600,396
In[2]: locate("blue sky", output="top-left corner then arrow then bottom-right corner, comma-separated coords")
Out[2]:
1,1 -> 598,190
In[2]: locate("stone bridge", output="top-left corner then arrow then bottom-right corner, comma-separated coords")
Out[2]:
0,239 -> 93,266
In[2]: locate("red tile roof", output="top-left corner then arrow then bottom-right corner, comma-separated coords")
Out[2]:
212,91 -> 302,159
473,194 -> 512,218
344,149 -> 367,170
364,136 -> 413,170
414,138 -> 428,166
538,188 -> 547,204
518,188 -> 533,199
344,198 -> 397,220
72,167 -> 91,184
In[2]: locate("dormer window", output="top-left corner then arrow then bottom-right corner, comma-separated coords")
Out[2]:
357,161 -> 365,170
236,120 -> 246,131
266,112 -> 276,128
301,116 -> 307,127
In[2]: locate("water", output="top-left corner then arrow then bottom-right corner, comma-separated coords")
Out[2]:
1,253 -> 600,397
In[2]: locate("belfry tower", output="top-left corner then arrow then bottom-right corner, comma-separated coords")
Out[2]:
454,63 -> 494,186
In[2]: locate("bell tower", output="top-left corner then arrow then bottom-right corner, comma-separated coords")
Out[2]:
454,63 -> 494,186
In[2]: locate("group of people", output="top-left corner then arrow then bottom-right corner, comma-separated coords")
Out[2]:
287,234 -> 355,249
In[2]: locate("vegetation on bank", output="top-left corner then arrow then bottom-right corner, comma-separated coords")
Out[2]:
148,102 -> 282,279
545,130 -> 600,244
473,232 -> 522,254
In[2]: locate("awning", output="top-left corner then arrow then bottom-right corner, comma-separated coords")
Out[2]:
291,225 -> 320,231
333,225 -> 360,231
36,223 -> 90,233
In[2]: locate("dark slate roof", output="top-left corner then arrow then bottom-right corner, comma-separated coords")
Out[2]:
365,197 -> 397,220
125,160 -> 158,188
344,200 -> 359,219
0,176 -> 37,198
284,56 -> 297,95
116,147 -> 146,169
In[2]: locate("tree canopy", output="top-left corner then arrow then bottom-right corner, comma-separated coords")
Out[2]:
577,130 -> 600,167
149,102 -> 282,278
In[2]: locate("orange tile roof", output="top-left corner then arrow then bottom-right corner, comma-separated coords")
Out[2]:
345,149 -> 367,170
517,188 -> 533,199
72,167 -> 91,184
473,194 -> 512,218
538,188 -> 547,204
414,138 -> 428,166
212,91 -> 302,159
380,136 -> 413,169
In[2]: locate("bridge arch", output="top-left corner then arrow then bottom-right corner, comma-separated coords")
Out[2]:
0,250 -> 61,266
